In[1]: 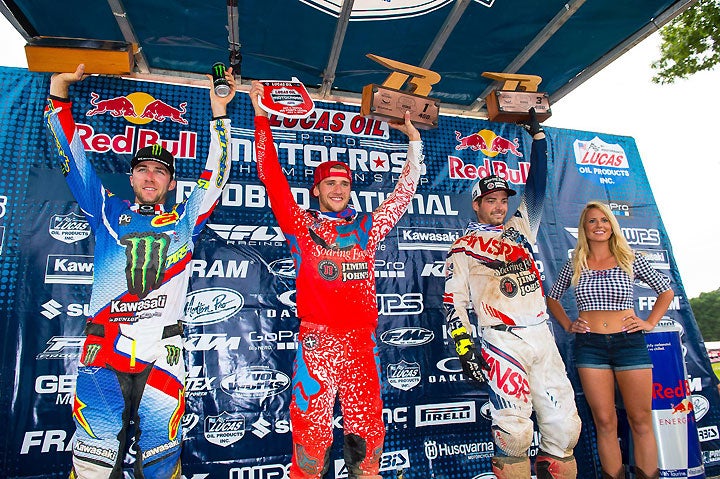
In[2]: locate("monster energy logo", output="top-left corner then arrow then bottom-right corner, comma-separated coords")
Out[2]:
121,232 -> 170,299
213,63 -> 226,77
83,344 -> 101,365
151,144 -> 163,156
165,345 -> 181,366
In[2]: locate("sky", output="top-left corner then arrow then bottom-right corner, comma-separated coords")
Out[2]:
0,18 -> 717,299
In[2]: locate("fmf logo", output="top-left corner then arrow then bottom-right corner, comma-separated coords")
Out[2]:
573,137 -> 630,185
380,327 -> 434,346
377,293 -> 424,316
86,91 -> 188,125
45,254 -> 94,284
49,212 -> 90,244
220,367 -> 291,398
334,450 -> 410,479
397,227 -> 462,251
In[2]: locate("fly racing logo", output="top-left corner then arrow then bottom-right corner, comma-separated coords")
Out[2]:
49,212 -> 91,244
36,336 -> 85,360
41,299 -> 63,319
207,224 -> 286,245
121,232 -> 170,299
45,254 -> 94,284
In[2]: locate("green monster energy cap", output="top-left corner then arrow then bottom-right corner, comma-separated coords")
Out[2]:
131,144 -> 175,177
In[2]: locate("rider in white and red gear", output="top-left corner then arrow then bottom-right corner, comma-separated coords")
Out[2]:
250,81 -> 422,479
444,110 -> 581,479
45,64 -> 234,479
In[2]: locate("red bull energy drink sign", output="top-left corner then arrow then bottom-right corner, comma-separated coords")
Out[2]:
647,325 -> 705,478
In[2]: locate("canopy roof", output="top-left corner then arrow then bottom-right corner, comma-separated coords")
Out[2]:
0,0 -> 695,117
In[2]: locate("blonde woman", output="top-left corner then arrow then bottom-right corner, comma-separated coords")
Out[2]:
547,201 -> 674,479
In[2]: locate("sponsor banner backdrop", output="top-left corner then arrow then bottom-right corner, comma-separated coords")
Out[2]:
1,66 -> 719,478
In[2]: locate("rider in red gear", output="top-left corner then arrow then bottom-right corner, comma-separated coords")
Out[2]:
250,81 -> 423,479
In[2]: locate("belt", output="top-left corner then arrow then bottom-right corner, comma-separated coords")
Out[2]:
84,322 -> 183,339
487,320 -> 547,332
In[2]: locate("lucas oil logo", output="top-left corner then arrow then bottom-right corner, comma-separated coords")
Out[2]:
49,212 -> 91,244
204,411 -> 245,447
387,361 -> 421,391
573,137 -> 630,185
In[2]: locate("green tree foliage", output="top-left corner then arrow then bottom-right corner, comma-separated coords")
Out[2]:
689,287 -> 720,341
652,0 -> 720,84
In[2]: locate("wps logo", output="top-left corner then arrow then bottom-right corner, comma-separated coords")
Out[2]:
121,232 -> 170,299
49,212 -> 90,244
377,293 -> 424,316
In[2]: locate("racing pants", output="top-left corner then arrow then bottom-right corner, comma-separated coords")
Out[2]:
290,324 -> 384,479
70,362 -> 185,479
480,322 -> 581,458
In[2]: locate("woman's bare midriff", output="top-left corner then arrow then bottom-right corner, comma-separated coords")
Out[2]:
579,309 -> 634,333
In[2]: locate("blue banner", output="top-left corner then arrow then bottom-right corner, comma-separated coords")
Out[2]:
0,66 -> 718,479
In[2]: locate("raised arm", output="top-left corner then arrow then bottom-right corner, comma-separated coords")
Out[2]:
518,108 -> 547,238
370,112 -> 423,239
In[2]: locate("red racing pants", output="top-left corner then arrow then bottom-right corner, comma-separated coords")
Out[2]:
289,324 -> 384,479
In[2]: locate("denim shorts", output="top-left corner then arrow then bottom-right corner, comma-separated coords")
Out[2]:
573,331 -> 652,371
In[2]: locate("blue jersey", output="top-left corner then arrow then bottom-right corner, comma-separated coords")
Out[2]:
46,98 -> 231,374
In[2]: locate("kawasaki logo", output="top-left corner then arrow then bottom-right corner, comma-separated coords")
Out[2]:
120,232 -> 170,298
110,295 -> 167,314
397,227 -> 462,251
45,254 -> 94,284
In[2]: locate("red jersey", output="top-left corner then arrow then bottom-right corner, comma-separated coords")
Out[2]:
254,116 -> 423,330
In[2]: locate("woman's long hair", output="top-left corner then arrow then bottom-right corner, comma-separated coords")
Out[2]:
571,201 -> 634,285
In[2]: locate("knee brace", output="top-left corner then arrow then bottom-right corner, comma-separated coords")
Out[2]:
491,456 -> 530,479
492,424 -> 533,457
535,452 -> 577,479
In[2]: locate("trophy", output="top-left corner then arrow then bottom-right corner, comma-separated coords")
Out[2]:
257,77 -> 316,119
361,54 -> 441,129
482,72 -> 552,123
25,37 -> 135,74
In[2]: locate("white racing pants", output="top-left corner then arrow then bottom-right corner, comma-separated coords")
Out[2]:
480,322 -> 581,458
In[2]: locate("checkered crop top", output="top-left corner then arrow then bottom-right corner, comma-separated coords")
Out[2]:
548,252 -> 671,311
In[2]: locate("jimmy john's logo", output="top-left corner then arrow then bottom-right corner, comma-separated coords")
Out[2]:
318,260 -> 339,281
342,262 -> 369,281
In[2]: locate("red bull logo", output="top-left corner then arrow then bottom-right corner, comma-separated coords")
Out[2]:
454,129 -> 523,158
671,398 -> 694,415
86,91 -> 188,125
